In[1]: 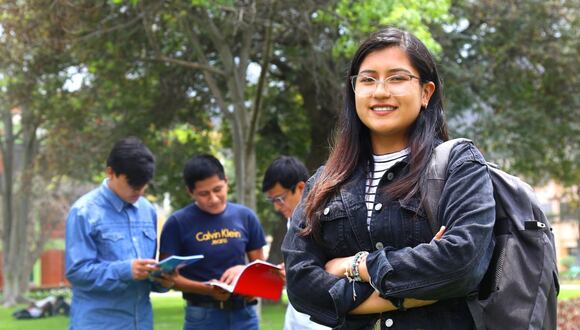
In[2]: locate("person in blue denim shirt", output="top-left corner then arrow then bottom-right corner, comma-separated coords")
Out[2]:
65,137 -> 173,330
282,27 -> 495,329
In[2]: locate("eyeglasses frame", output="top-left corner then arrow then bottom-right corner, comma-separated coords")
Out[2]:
350,73 -> 422,96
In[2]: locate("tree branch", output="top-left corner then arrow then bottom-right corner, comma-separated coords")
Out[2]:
76,12 -> 145,41
197,9 -> 247,127
179,16 -> 231,120
246,1 -> 275,153
154,56 -> 225,76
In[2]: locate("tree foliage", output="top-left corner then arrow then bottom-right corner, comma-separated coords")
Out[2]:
0,0 -> 82,305
437,0 -> 579,186
1,0 -> 577,293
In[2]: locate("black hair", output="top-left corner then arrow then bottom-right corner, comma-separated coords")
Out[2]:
303,27 -> 448,237
262,156 -> 309,193
106,136 -> 155,189
183,154 -> 226,192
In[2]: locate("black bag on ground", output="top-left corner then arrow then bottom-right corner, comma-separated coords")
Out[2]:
12,309 -> 33,320
422,138 -> 559,330
52,295 -> 70,316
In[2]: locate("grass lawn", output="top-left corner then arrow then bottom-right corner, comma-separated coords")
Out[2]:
558,286 -> 580,300
0,294 -> 286,330
1,287 -> 579,330
151,295 -> 286,330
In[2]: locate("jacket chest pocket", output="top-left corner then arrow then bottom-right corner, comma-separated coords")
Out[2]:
319,201 -> 348,257
399,199 -> 433,246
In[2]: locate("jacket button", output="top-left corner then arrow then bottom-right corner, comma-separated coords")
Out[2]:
323,207 -> 330,215
387,172 -> 394,180
385,318 -> 394,327
374,203 -> 383,211
375,242 -> 384,250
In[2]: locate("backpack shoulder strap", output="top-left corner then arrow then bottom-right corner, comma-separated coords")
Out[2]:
423,138 -> 472,235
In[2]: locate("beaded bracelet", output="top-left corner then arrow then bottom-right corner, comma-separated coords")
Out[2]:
345,251 -> 369,301
344,252 -> 364,280
351,251 -> 369,282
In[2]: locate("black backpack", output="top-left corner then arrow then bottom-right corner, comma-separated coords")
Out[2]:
422,138 -> 559,330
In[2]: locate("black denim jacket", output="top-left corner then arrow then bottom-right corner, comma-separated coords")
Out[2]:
282,143 -> 496,329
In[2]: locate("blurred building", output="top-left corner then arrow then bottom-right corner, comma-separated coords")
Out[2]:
535,181 -> 580,273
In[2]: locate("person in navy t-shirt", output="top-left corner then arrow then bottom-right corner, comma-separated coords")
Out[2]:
160,154 -> 266,330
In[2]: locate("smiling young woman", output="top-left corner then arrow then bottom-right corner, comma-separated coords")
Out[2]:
353,46 -> 435,154
282,27 -> 495,329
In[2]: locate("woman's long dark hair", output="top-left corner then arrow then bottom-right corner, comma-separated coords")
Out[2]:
302,27 -> 448,238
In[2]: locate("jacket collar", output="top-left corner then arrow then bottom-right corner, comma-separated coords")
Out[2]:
100,179 -> 140,212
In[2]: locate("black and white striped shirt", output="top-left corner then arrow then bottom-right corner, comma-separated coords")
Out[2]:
365,149 -> 409,230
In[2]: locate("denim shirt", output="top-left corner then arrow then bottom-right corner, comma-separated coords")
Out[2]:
65,180 -> 159,330
282,143 -> 496,329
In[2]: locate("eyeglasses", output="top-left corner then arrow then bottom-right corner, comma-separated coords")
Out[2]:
265,185 -> 295,205
350,73 -> 420,96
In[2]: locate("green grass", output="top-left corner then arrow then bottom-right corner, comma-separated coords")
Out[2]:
0,295 -> 286,330
260,303 -> 287,330
558,287 -> 580,300
0,311 -> 68,330
150,295 -> 286,330
1,287 -> 579,329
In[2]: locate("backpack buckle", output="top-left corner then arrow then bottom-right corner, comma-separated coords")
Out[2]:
524,221 -> 546,230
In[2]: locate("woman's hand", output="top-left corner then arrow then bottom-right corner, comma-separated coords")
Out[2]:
326,226 -> 445,280
325,256 -> 354,277
433,226 -> 445,241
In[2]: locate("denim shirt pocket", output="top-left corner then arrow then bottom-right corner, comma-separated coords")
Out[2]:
99,231 -> 128,260
319,199 -> 348,257
141,227 -> 157,257
102,231 -> 124,241
399,197 -> 432,247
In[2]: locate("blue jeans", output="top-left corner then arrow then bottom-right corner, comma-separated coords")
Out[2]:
184,305 -> 259,330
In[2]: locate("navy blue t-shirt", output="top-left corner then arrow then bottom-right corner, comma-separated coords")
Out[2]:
160,202 -> 266,303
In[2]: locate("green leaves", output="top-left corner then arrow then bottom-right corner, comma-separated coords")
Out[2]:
439,0 -> 579,185
317,0 -> 451,58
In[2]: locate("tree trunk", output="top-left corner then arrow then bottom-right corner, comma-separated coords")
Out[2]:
3,106 -> 38,306
1,275 -> 29,306
243,145 -> 256,210
266,216 -> 287,265
229,114 -> 257,210
1,107 -> 33,306
298,72 -> 340,172
1,109 -> 14,247
1,108 -> 20,306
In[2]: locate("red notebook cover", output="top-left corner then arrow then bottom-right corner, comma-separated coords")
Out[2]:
210,260 -> 283,300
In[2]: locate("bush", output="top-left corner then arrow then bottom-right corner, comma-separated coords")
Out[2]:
558,298 -> 580,330
27,287 -> 72,301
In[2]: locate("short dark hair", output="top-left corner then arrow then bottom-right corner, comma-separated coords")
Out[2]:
262,156 -> 309,193
183,154 -> 226,191
106,136 -> 155,188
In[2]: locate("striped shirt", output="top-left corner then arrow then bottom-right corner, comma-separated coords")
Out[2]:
365,149 -> 410,230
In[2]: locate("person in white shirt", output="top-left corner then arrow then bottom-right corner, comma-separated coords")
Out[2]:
262,156 -> 330,330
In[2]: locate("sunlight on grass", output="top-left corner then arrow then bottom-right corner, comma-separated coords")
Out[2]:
0,293 -> 285,330
559,287 -> 580,300
2,287 -> 578,330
